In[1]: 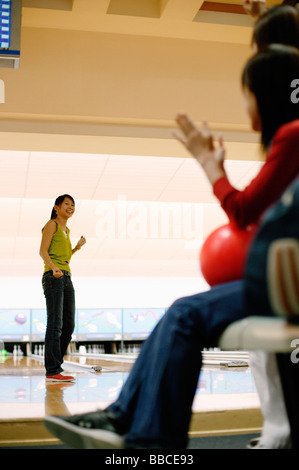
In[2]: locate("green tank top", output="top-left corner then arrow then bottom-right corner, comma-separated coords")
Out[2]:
44,221 -> 73,273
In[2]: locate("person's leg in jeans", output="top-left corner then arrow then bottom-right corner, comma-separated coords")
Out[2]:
59,275 -> 75,362
45,280 -> 256,448
109,280 -> 252,448
43,272 -> 75,376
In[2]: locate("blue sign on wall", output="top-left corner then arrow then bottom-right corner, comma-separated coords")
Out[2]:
0,1 -> 11,49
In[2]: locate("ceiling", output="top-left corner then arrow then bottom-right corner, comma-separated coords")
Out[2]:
21,0 -> 277,42
0,0 -> 268,278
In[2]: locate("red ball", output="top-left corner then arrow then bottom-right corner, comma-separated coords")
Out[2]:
200,223 -> 257,286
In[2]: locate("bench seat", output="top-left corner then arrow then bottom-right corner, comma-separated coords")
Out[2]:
218,316 -> 299,352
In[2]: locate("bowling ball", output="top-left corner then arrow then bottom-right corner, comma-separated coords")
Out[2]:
200,223 -> 257,286
14,312 -> 27,325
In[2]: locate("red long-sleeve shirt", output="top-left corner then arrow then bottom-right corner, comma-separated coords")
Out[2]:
213,119 -> 299,228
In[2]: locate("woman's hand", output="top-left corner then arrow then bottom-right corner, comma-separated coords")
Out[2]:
76,236 -> 86,251
52,266 -> 63,278
174,113 -> 226,185
77,236 -> 86,249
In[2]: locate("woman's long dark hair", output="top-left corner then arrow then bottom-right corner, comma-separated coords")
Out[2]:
51,194 -> 75,219
242,44 -> 299,149
252,5 -> 299,50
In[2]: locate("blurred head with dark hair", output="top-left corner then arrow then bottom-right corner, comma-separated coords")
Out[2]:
252,4 -> 299,51
242,44 -> 299,149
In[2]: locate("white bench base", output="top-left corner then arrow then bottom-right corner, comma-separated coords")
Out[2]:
218,316 -> 299,448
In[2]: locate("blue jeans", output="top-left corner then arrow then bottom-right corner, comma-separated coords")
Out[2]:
107,280 -> 273,449
42,271 -> 75,376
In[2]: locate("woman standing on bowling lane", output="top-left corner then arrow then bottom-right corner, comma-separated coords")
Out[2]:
39,194 -> 86,382
44,46 -> 299,449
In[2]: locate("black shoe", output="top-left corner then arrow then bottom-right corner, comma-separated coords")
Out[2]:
44,410 -> 125,449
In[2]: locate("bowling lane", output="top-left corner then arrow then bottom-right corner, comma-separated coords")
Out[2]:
0,354 -> 131,420
0,353 -> 262,446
